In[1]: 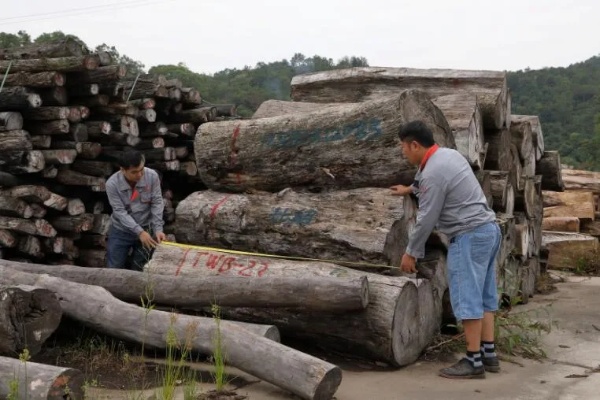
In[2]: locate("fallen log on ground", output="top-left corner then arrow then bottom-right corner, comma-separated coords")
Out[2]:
195,91 -> 454,192
0,356 -> 83,400
173,188 -> 416,267
0,266 -> 340,400
0,285 -> 62,356
290,67 -> 510,129
147,243 -> 428,367
1,259 -> 368,312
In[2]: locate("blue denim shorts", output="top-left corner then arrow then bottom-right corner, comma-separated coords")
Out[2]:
447,221 -> 501,321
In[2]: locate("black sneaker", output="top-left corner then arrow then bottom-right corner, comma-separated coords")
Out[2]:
482,356 -> 501,373
439,358 -> 486,379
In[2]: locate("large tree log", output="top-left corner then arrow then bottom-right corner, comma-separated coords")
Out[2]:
0,356 -> 84,400
488,171 -> 515,215
20,107 -> 70,121
24,119 -> 70,135
67,65 -> 127,85
0,266 -> 341,400
39,149 -> 77,165
512,115 -> 544,160
55,169 -> 106,188
0,216 -> 56,237
542,190 -> 595,220
252,99 -> 337,119
0,112 -> 24,131
0,185 -> 51,203
0,37 -> 88,60
0,55 -> 98,73
542,217 -> 580,232
4,151 -> 45,174
515,176 -> 543,219
2,71 -> 65,88
49,214 -> 94,233
173,188 -> 415,268
196,91 -> 454,192
560,169 -> 600,194
290,67 -> 510,129
70,160 -> 114,177
0,130 -> 32,152
542,232 -> 599,270
3,260 -> 368,311
0,87 -> 42,110
147,243 -> 424,367
536,151 -> 564,191
0,285 -> 62,356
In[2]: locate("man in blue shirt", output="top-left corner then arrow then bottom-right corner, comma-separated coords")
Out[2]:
105,150 -> 165,270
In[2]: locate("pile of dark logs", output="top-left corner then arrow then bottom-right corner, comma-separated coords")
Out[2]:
0,38 -> 236,268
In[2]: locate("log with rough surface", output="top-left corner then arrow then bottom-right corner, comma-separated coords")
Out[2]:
3,71 -> 65,88
290,67 -> 509,129
536,151 -> 564,191
0,216 -> 56,237
252,99 -> 337,119
509,117 -> 534,161
0,266 -> 341,400
484,129 -> 512,171
24,119 -> 70,135
560,169 -> 600,194
0,195 -> 33,218
0,130 -> 32,152
0,87 -> 42,110
0,356 -> 84,400
38,87 -> 68,106
173,188 -> 415,268
4,259 -> 368,311
542,217 -> 580,232
0,55 -> 98,73
0,285 -> 62,356
542,232 -> 599,269
196,91 -> 454,192
0,112 -> 24,131
512,115 -> 544,160
21,107 -> 70,121
542,190 -> 595,220
515,176 -> 543,219
0,37 -> 88,60
147,243 -> 424,367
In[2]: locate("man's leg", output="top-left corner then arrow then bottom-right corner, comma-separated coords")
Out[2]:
130,227 -> 154,271
106,226 -> 135,269
480,223 -> 502,372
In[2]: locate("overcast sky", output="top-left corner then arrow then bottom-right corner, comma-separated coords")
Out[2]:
3,0 -> 599,75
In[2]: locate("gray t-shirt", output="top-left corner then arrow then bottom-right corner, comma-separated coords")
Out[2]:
406,147 -> 495,258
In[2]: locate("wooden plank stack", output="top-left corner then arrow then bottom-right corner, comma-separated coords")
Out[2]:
0,38 -> 236,266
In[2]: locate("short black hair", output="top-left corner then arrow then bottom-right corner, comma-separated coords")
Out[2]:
398,121 -> 435,147
118,150 -> 145,169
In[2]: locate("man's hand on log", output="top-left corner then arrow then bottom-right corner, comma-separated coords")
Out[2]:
400,253 -> 417,274
390,184 -> 412,196
139,231 -> 158,249
156,232 -> 166,244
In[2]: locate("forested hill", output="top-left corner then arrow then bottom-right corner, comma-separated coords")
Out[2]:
2,30 -> 599,170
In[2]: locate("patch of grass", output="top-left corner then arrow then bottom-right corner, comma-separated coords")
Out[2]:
211,304 -> 228,393
494,304 -> 552,360
571,248 -> 600,276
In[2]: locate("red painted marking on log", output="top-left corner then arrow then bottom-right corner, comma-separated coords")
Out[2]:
209,195 -> 231,220
174,248 -> 191,276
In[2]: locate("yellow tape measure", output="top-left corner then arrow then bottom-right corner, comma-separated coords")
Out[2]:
162,241 -> 397,269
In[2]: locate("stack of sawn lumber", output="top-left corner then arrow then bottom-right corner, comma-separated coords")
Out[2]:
0,38 -> 236,266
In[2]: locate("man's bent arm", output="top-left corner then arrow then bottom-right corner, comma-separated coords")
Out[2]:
106,181 -> 144,235
149,172 -> 165,234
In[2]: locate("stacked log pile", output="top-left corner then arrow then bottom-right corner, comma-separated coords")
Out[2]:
0,38 -> 236,267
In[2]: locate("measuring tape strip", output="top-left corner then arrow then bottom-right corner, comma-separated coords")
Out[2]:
161,240 -> 398,270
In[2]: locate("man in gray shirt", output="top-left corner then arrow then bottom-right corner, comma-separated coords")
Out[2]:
105,150 -> 165,270
391,121 -> 501,379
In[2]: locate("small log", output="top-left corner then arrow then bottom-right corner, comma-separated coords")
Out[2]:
147,160 -> 180,172
1,185 -> 51,203
0,195 -> 32,218
0,130 -> 32,151
29,203 -> 47,218
536,151 -> 564,191
475,170 -> 493,208
90,214 -> 111,235
0,284 -> 62,356
138,109 -> 156,123
84,120 -> 111,136
5,151 -> 45,174
94,115 -> 138,136
512,115 -> 544,160
67,106 -> 82,123
173,188 -> 415,269
2,71 -> 66,87
181,88 -> 202,105
0,171 -> 23,187
514,222 -> 530,259
66,83 -> 99,96
139,122 -> 168,137
542,217 -> 580,232
515,176 -> 542,219
0,216 -> 56,237
134,137 -> 165,149
43,192 -> 68,211
0,37 -> 88,60
101,131 -> 140,147
166,123 -> 195,137
39,149 -> 78,165
180,160 -> 198,176
24,119 -> 70,135
542,190 -> 595,220
542,232 -> 599,270
31,135 -> 52,149
42,165 -> 58,178
21,107 -> 70,121
0,230 -> 17,247
55,169 -> 106,188
67,199 -> 86,216
18,235 -> 44,259
70,160 -> 114,177
0,112 -> 24,131
37,87 -> 68,106
196,91 -> 454,192
49,214 -> 94,233
0,55 -> 98,73
171,107 -> 215,124
0,266 -> 339,400
93,104 -> 138,117
129,98 -> 156,109
65,122 -> 89,142
76,233 -> 106,248
0,356 -> 83,399
0,87 -> 42,110
508,143 -> 524,192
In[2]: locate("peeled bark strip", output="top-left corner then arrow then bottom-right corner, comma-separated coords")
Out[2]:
290,67 -> 509,129
536,151 -> 564,191
196,91 -> 454,192
0,112 -> 24,131
174,188 -> 415,268
512,115 -> 544,160
0,266 -> 341,400
5,260 -> 367,311
148,243 -> 423,367
542,190 -> 595,220
0,87 -> 42,110
542,217 -> 580,232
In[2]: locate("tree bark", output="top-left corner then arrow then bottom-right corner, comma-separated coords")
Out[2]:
31,135 -> 52,149
0,266 -> 340,400
536,151 -> 564,191
0,216 -> 56,237
0,130 -> 32,152
542,190 -> 595,220
542,217 -> 580,232
70,160 -> 114,177
24,119 -> 70,135
1,185 -> 51,203
0,356 -> 84,400
3,71 -> 66,88
509,117 -> 534,161
39,149 -> 77,165
483,129 -> 512,171
0,87 -> 42,110
290,67 -> 510,129
21,107 -> 70,121
196,91 -> 454,192
0,195 -> 32,218
0,112 -> 24,131
67,65 -> 127,85
0,37 -> 88,60
512,115 -> 544,160
49,214 -> 94,233
488,171 -> 514,214
173,188 -> 415,268
0,56 -> 98,73
515,176 -> 543,219
37,87 -> 68,106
